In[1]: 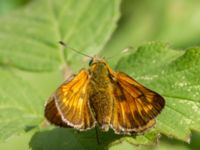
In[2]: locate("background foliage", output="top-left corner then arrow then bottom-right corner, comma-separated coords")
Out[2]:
0,0 -> 200,150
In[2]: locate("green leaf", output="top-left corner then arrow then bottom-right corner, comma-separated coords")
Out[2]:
116,42 -> 200,143
109,132 -> 200,150
29,128 -> 158,150
0,0 -> 121,71
0,67 -> 43,140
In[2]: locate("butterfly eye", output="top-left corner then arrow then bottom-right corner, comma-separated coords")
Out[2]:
89,58 -> 93,66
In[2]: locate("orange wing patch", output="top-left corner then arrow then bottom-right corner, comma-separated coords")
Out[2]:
110,72 -> 165,134
45,69 -> 96,130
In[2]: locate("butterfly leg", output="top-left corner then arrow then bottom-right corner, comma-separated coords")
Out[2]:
95,126 -> 101,144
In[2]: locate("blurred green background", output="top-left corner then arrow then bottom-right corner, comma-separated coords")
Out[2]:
0,0 -> 200,150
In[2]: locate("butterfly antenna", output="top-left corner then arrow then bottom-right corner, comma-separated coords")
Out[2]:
106,46 -> 134,60
59,41 -> 93,59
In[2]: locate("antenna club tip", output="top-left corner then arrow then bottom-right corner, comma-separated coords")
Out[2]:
59,41 -> 66,46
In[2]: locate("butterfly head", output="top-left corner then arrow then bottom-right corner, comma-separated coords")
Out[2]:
88,56 -> 110,78
89,56 -> 105,65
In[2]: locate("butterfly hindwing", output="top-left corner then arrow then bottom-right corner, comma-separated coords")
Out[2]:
45,69 -> 96,130
110,72 -> 165,134
45,95 -> 70,127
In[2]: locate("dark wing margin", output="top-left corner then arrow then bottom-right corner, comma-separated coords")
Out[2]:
110,72 -> 165,134
45,95 -> 70,127
45,69 -> 96,130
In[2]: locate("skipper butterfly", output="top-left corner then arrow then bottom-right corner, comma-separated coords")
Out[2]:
45,55 -> 165,134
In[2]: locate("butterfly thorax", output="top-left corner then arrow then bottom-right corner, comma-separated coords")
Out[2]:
88,62 -> 113,131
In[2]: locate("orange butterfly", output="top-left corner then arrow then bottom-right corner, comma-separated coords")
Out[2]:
45,56 -> 165,134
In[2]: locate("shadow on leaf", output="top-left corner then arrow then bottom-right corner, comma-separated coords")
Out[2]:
29,127 -> 127,150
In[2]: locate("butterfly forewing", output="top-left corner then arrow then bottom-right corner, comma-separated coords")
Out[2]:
110,71 -> 165,134
45,69 -> 96,130
116,72 -> 165,113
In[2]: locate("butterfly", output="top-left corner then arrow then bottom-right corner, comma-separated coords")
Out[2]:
45,56 -> 165,134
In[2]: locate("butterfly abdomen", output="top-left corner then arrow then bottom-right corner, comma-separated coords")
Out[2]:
89,83 -> 113,131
